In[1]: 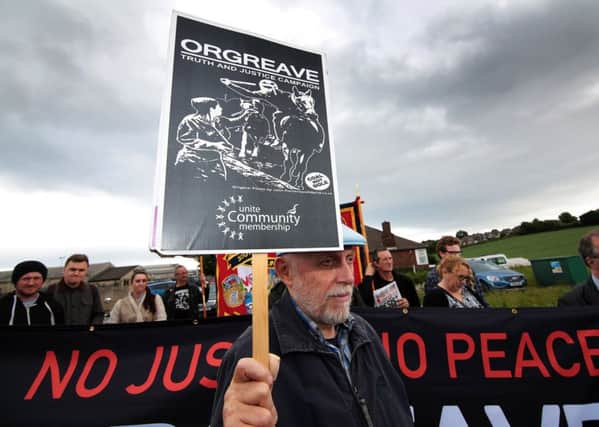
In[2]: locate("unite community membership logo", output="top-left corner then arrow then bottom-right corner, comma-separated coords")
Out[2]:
216,195 -> 301,240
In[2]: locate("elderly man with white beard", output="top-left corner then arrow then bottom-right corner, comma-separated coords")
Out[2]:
210,225 -> 414,427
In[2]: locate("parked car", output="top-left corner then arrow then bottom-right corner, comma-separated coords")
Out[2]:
147,280 -> 176,297
472,254 -> 509,266
466,260 -> 527,290
472,254 -> 531,268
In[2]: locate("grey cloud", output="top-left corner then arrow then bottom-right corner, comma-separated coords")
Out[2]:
0,0 -> 169,197
3,0 -> 599,244
405,1 -> 599,115
328,0 -> 599,237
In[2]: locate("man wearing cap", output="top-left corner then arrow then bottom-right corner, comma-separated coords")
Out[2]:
0,260 -> 64,326
210,225 -> 414,427
46,254 -> 104,325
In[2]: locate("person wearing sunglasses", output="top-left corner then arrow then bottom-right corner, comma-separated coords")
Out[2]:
423,256 -> 488,308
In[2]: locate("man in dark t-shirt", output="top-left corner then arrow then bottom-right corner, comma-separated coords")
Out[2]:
163,265 -> 207,321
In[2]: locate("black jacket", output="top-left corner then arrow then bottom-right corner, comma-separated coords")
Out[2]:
0,291 -> 65,326
557,276 -> 599,306
210,290 -> 414,427
359,271 -> 420,308
46,281 -> 104,325
423,286 -> 487,308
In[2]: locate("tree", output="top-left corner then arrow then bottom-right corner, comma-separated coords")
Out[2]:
559,211 -> 578,224
456,230 -> 468,239
580,209 -> 599,226
519,221 -> 534,235
189,254 -> 216,276
202,254 -> 217,276
422,240 -> 438,264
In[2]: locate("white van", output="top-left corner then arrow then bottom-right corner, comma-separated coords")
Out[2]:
473,254 -> 509,266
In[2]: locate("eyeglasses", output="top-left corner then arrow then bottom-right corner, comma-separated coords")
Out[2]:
445,250 -> 462,255
458,275 -> 473,282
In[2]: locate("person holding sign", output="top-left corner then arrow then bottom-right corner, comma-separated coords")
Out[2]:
358,248 -> 420,309
210,225 -> 414,427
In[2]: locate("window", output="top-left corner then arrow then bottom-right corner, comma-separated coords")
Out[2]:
415,248 -> 429,265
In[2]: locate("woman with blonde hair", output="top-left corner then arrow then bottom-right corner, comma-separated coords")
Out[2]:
108,269 -> 166,323
423,256 -> 488,308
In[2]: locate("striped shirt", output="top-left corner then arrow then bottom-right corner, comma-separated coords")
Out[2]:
290,296 -> 354,378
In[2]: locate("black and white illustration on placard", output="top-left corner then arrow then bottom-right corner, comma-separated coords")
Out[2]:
172,77 -> 325,191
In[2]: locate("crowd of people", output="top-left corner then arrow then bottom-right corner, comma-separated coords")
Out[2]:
0,254 -> 209,326
210,227 -> 598,427
2,229 -> 597,327
1,228 -> 597,426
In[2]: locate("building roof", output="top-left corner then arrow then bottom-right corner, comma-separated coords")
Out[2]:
89,265 -> 140,282
365,225 -> 426,251
47,262 -> 114,280
0,270 -> 11,283
0,262 -> 114,284
141,264 -> 179,276
88,262 -> 114,278
46,267 -> 65,280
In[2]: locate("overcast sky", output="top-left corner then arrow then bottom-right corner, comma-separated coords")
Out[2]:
2,0 -> 598,270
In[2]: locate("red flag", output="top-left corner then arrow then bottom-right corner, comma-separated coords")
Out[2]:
215,253 -> 277,317
340,196 -> 369,285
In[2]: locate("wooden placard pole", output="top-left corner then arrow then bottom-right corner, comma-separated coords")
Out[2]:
198,256 -> 207,319
251,253 -> 269,367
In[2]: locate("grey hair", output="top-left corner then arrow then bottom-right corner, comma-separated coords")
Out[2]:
174,264 -> 187,273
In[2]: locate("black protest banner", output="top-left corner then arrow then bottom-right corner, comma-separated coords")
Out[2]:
152,12 -> 341,255
2,318 -> 248,427
359,307 -> 599,426
1,308 -> 597,426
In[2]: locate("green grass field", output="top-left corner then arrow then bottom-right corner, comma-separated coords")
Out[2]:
483,266 -> 571,307
413,268 -> 572,308
413,226 -> 596,307
461,225 -> 598,259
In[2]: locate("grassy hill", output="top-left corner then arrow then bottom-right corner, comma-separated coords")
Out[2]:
434,225 -> 598,307
411,226 -> 596,307
461,225 -> 598,259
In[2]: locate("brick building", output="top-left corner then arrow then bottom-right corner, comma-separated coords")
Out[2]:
365,221 -> 429,271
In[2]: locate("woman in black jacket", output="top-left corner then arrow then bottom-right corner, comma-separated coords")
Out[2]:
423,256 -> 488,308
